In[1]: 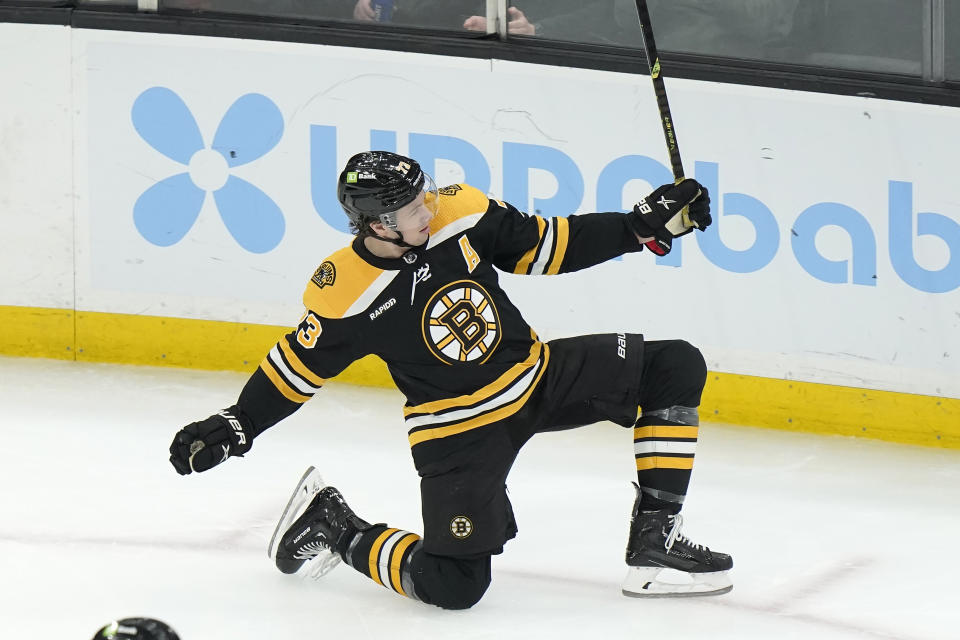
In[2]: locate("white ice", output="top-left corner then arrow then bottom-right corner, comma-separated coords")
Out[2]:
1,355 -> 958,640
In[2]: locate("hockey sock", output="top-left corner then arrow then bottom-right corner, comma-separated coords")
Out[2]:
633,406 -> 700,513
342,525 -> 422,600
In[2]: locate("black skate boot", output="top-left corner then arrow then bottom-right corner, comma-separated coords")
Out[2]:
623,484 -> 733,597
267,467 -> 372,580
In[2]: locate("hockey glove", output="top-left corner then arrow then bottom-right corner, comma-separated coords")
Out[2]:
627,180 -> 712,256
169,405 -> 254,475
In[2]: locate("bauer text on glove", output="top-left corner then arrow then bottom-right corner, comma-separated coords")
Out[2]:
168,405 -> 254,475
626,180 -> 712,256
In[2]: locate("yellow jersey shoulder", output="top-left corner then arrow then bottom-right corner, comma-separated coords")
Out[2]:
429,184 -> 492,235
302,245 -> 384,319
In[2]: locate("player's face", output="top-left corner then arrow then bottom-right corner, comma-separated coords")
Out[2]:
391,192 -> 435,245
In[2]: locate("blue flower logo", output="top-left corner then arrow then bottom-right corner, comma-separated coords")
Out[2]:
131,87 -> 285,253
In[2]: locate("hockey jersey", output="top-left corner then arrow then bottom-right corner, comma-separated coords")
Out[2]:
237,184 -> 641,451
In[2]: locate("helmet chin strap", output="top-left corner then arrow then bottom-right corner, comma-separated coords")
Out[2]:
362,226 -> 423,250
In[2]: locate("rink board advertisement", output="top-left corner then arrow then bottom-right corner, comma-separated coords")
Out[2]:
1,24 -> 958,445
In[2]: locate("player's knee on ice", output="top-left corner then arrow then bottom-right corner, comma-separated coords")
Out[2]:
411,553 -> 492,610
640,340 -> 708,410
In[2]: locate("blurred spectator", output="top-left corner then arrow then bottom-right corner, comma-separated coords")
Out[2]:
462,5 -> 535,35
428,0 -> 801,58
949,3 -> 960,81
788,0 -> 923,74
645,0 -> 801,59
533,0 -> 637,44
352,0 -> 479,30
160,0 -> 355,20
156,0 -> 934,79
458,1 -> 615,40
350,0 -> 537,34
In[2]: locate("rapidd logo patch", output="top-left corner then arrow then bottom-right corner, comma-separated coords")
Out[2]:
450,516 -> 473,539
422,280 -> 501,365
311,261 -> 336,288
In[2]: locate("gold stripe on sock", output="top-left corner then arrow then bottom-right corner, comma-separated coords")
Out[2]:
634,425 -> 699,440
368,528 -> 398,586
636,456 -> 695,471
389,533 -> 421,597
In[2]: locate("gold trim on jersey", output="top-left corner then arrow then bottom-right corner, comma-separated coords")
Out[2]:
404,341 -> 542,418
426,184 -> 491,244
514,216 -> 546,274
278,338 -> 326,387
302,246 -> 393,319
406,342 -> 550,447
261,342 -> 325,401
259,354 -> 313,404
513,215 -> 571,275
427,212 -> 485,250
545,217 -> 570,275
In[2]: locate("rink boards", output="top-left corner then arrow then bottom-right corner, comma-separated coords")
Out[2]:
0,23 -> 958,447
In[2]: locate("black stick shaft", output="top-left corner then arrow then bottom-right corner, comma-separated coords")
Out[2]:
634,0 -> 685,180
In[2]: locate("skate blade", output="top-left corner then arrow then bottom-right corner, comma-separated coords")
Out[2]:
267,466 -> 326,561
298,549 -> 342,581
621,566 -> 733,598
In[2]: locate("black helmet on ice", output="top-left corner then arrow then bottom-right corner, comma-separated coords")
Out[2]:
337,151 -> 438,234
90,617 -> 180,640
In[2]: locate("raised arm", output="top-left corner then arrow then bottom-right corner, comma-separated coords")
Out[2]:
473,178 -> 710,274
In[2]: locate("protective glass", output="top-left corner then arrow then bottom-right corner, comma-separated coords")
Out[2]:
379,172 -> 439,232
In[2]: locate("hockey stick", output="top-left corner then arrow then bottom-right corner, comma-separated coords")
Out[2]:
634,0 -> 685,181
632,0 -> 700,255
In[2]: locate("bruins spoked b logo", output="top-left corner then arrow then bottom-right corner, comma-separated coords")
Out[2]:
450,516 -> 474,539
422,280 -> 501,364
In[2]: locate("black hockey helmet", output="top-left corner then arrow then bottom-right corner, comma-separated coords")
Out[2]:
337,151 -> 438,233
90,617 -> 181,640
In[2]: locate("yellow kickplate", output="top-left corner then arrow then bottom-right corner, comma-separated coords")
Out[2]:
2,305 -> 957,449
703,371 -> 959,449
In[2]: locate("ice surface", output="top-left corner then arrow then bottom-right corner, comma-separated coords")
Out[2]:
1,356 -> 958,639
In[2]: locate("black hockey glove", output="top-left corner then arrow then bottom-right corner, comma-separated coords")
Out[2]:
627,179 -> 712,256
169,405 -> 254,475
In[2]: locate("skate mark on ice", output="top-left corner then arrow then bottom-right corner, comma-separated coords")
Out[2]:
765,556 -> 875,611
707,557 -> 935,640
0,528 -> 267,553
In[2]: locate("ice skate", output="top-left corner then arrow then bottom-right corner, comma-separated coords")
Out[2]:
622,484 -> 732,597
268,466 -> 370,580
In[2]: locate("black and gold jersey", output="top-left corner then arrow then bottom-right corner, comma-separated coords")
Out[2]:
237,184 -> 642,450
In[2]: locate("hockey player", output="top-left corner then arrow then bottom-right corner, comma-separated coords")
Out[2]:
168,151 -> 732,608
91,618 -> 180,640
